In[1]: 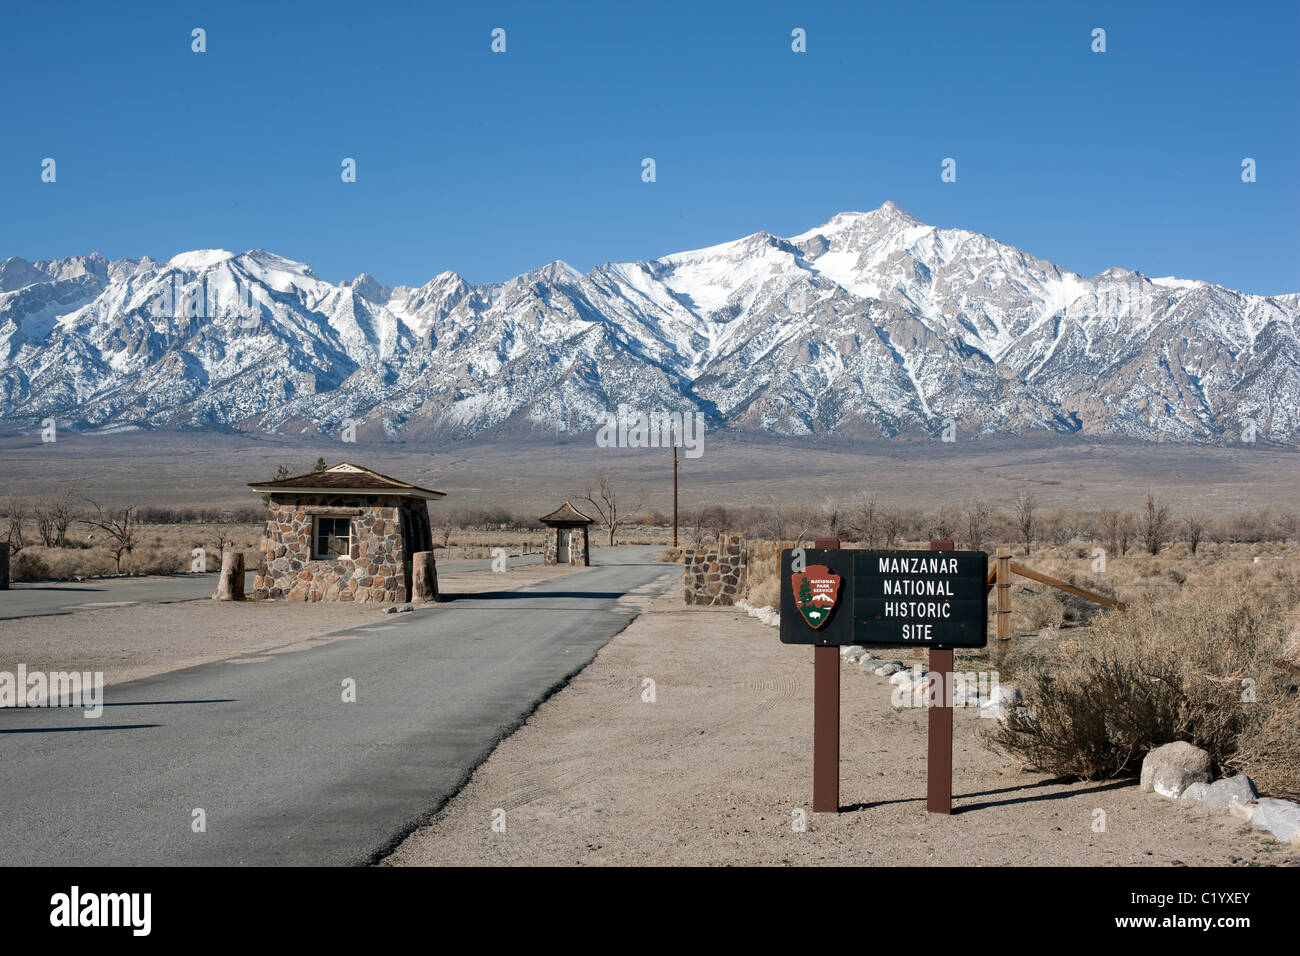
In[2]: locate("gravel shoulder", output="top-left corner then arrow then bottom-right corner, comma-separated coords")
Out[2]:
383,591 -> 1299,867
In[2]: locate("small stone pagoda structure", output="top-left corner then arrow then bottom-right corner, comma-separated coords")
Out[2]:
248,462 -> 444,603
539,501 -> 593,566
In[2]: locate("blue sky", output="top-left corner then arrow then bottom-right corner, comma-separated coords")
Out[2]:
2,0 -> 1296,294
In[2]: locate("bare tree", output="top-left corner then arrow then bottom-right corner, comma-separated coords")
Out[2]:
1184,514 -> 1206,556
1014,489 -> 1037,555
929,505 -> 959,543
848,493 -> 881,547
963,499 -> 993,552
881,507 -> 906,547
1140,493 -> 1171,555
702,505 -> 730,540
81,499 -> 139,573
580,471 -> 646,547
1098,508 -> 1120,554
1117,510 -> 1135,556
430,513 -> 455,549
3,494 -> 28,556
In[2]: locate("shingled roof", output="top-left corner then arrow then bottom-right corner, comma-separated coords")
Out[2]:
538,501 -> 594,525
248,462 -> 445,500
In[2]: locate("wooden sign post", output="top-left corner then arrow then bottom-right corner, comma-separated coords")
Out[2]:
781,540 -> 987,817
926,539 -> 954,815
811,536 -> 840,813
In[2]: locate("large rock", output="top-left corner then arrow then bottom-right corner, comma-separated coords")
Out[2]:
1251,798 -> 1300,844
1179,782 -> 1211,805
841,645 -> 869,662
1140,742 -> 1212,791
872,661 -> 904,677
1153,767 -> 1212,799
1203,774 -> 1258,810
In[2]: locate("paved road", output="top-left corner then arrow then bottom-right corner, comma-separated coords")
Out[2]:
0,550 -> 550,620
0,572 -> 253,620
0,546 -> 678,865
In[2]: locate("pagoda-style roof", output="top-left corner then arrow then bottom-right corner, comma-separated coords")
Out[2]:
248,462 -> 445,500
538,500 -> 594,526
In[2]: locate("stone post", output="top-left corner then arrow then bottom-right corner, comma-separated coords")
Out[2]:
412,550 -> 438,602
214,551 -> 246,601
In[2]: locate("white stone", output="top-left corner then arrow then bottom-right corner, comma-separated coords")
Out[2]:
1251,798 -> 1300,844
841,645 -> 868,661
1153,767 -> 1212,799
872,661 -> 903,677
1203,774 -> 1257,810
1179,781 -> 1210,804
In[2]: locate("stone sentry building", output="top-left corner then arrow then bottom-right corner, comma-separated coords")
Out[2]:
539,501 -> 593,566
248,462 -> 444,603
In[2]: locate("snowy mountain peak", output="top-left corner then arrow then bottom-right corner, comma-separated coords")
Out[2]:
168,249 -> 237,270
2,209 -> 1296,444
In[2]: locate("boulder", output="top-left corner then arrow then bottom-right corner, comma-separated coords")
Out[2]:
1153,767 -> 1212,799
1140,742 -> 1212,792
841,645 -> 869,662
873,661 -> 904,677
1229,800 -> 1256,822
1179,782 -> 1210,805
1251,798 -> 1300,844
1203,774 -> 1258,810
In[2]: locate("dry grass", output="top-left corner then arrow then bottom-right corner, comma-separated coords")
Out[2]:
5,521 -> 680,581
985,584 -> 1300,798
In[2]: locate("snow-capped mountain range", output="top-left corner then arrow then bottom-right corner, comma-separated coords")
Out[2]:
2,202 -> 1297,444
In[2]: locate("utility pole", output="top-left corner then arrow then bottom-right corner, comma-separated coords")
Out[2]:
672,429 -> 679,548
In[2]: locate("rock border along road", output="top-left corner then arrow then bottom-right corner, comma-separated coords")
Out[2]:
0,546 -> 675,865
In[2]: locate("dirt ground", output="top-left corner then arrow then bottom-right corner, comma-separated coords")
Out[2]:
383,592 -> 1300,867
0,563 -> 581,690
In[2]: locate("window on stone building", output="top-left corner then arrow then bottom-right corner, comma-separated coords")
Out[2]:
313,517 -> 352,559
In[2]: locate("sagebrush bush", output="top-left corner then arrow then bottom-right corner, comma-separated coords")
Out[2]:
984,587 -> 1296,792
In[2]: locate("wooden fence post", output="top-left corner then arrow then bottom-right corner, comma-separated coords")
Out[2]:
995,546 -> 1012,660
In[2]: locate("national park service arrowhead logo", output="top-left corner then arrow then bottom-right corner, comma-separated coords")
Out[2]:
791,565 -> 842,629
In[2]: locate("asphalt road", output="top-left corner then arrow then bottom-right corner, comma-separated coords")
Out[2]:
0,551 -> 547,620
0,572 -> 251,620
0,546 -> 678,865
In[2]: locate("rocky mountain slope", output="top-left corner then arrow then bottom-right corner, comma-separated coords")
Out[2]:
2,202 -> 1296,443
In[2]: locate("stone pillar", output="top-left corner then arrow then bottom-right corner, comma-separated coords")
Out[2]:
412,550 -> 438,602
214,551 -> 245,601
543,528 -> 558,564
581,526 -> 590,566
0,542 -> 9,590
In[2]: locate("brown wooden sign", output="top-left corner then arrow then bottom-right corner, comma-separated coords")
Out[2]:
779,548 -> 988,648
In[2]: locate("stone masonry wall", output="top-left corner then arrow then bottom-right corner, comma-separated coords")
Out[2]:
683,533 -> 747,606
253,493 -> 414,603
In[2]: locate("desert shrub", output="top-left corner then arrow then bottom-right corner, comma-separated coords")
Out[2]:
37,548 -> 116,579
984,587 -> 1294,787
744,550 -> 781,607
14,551 -> 51,580
124,548 -> 188,575
1012,589 -> 1066,631
1230,692 -> 1300,800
